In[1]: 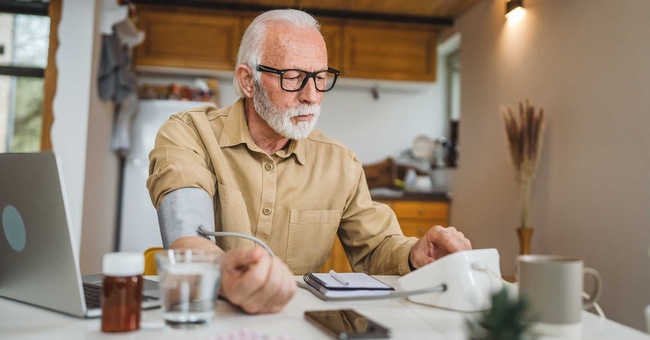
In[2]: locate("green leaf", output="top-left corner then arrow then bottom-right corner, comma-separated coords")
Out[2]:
466,287 -> 535,340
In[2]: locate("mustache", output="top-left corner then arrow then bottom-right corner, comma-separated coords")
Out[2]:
287,104 -> 321,117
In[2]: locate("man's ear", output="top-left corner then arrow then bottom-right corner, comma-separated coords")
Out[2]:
236,65 -> 254,98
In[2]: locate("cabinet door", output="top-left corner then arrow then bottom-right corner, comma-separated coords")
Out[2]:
391,201 -> 448,220
342,22 -> 437,81
319,20 -> 343,70
378,200 -> 449,237
400,218 -> 449,238
135,8 -> 242,70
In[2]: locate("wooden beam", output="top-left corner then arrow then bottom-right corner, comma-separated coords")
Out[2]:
41,0 -> 61,151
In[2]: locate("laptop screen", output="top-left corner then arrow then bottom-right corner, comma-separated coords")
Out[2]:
0,152 -> 90,317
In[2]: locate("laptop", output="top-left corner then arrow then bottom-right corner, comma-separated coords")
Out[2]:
0,152 -> 160,318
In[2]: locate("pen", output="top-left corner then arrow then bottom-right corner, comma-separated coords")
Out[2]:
329,270 -> 349,285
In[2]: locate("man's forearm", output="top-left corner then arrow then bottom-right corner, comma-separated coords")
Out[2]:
170,236 -> 224,254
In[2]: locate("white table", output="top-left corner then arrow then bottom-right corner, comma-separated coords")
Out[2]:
0,276 -> 646,339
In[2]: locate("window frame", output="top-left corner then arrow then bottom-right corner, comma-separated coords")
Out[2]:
0,0 -> 59,151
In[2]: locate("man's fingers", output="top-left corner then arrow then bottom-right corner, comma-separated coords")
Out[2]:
268,257 -> 297,312
253,257 -> 297,313
428,226 -> 467,250
231,255 -> 296,314
230,253 -> 274,313
223,247 -> 266,273
447,225 -> 472,250
457,230 -> 472,250
220,247 -> 269,306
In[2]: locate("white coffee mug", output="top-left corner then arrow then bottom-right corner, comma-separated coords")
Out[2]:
517,255 -> 602,337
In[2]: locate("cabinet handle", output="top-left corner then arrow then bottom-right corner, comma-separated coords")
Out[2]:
417,227 -> 425,237
416,207 -> 424,216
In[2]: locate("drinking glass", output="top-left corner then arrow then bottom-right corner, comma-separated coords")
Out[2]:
156,249 -> 222,328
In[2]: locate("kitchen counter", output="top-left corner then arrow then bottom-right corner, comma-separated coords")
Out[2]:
369,187 -> 452,202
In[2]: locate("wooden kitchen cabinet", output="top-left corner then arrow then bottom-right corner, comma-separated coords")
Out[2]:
135,7 -> 242,70
378,200 -> 449,237
319,199 -> 449,273
341,22 -> 438,81
135,6 -> 437,82
320,20 -> 343,70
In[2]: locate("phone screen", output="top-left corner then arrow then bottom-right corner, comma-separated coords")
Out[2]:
304,309 -> 391,339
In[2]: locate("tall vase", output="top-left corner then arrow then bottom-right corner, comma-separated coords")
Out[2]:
516,227 -> 533,255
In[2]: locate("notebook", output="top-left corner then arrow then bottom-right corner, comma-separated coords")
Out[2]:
303,272 -> 394,298
0,152 -> 160,318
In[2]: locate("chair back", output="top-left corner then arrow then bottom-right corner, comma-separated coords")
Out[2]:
143,247 -> 164,275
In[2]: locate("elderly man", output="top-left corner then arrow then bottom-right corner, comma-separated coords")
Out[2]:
147,9 -> 471,314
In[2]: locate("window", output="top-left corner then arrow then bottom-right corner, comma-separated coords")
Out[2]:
0,3 -> 50,153
442,38 -> 460,167
446,49 -> 461,123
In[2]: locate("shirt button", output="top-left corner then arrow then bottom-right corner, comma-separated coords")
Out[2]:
262,207 -> 272,215
265,163 -> 274,171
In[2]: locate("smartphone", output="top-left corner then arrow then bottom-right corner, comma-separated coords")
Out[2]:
304,309 -> 392,339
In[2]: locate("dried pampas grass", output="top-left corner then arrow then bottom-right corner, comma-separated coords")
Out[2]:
502,100 -> 546,228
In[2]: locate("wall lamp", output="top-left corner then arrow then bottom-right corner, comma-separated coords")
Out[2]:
505,0 -> 525,21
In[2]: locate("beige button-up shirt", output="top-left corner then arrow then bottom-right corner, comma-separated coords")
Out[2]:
147,99 -> 417,275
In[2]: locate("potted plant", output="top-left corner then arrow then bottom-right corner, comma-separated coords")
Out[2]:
501,100 -> 546,255
466,288 -> 534,340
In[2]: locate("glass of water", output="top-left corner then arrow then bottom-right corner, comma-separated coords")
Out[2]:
156,249 -> 222,328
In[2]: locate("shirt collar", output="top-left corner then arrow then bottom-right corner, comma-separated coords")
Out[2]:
219,98 -> 306,165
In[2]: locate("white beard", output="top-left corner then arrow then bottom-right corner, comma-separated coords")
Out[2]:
253,80 -> 320,140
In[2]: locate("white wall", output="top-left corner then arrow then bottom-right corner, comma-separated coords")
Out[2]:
52,0 -> 95,251
79,2 -> 121,274
53,0 -> 119,273
452,0 -> 650,330
318,80 -> 444,164
318,35 -> 459,164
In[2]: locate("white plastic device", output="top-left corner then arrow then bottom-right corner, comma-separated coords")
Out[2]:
398,248 -> 504,312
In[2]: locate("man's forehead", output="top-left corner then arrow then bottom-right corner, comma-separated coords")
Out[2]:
262,23 -> 327,69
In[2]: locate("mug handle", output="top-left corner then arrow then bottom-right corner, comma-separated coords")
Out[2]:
583,267 -> 602,309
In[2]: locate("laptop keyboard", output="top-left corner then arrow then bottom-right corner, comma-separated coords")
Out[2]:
82,283 -> 102,309
83,282 -> 159,309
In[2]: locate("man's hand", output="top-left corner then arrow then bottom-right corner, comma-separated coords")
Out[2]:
409,225 -> 472,269
219,247 -> 297,314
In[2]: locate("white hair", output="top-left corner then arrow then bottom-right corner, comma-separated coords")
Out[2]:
232,9 -> 321,98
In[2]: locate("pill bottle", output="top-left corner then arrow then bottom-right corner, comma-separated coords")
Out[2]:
101,252 -> 144,333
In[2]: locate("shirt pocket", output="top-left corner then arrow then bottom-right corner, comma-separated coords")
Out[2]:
287,209 -> 342,274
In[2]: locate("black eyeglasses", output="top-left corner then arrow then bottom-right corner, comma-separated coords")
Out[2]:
256,65 -> 340,92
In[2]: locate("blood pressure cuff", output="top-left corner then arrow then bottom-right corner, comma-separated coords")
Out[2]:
156,187 -> 215,249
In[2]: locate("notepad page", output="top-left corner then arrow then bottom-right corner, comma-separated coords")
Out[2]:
309,273 -> 393,290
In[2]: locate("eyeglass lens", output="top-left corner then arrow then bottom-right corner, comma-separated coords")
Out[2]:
281,70 -> 337,92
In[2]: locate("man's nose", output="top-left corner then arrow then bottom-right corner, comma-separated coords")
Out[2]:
298,77 -> 321,104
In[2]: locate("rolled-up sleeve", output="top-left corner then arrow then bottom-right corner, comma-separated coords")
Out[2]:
147,114 -> 217,208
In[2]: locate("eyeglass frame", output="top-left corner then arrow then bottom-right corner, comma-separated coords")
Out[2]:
255,64 -> 340,92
